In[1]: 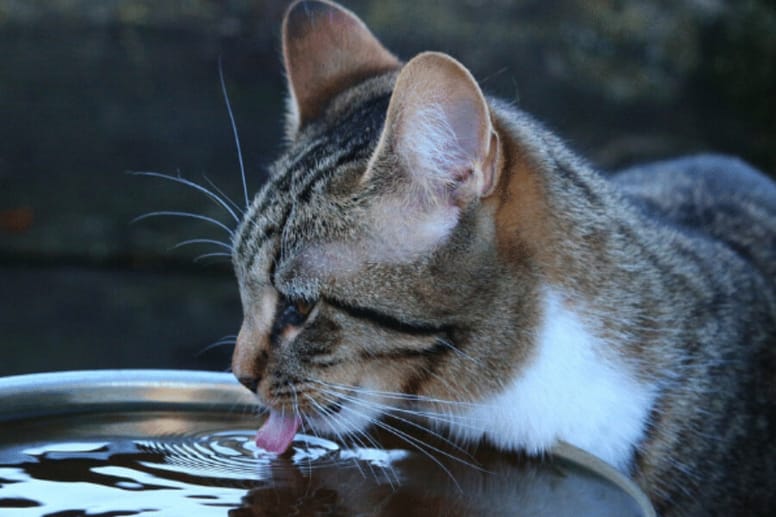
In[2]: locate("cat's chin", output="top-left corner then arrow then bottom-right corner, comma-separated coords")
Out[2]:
302,396 -> 385,439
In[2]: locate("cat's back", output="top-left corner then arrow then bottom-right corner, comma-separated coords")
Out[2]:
612,154 -> 776,282
610,154 -> 776,516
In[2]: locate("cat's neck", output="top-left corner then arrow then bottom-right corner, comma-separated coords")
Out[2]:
489,104 -> 673,376
453,287 -> 657,472
443,105 -> 666,469
491,105 -> 625,294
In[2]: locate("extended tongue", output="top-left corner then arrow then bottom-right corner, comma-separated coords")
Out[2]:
255,410 -> 301,454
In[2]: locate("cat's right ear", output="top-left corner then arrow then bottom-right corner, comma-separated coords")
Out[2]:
353,52 -> 502,263
282,0 -> 400,138
367,51 -> 501,205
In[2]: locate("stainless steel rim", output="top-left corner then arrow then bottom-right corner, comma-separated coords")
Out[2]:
0,369 -> 258,422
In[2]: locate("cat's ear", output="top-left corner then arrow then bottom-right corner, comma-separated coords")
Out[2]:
282,0 -> 400,136
369,51 -> 500,205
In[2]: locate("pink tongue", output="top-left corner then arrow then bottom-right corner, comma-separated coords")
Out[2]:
255,410 -> 301,454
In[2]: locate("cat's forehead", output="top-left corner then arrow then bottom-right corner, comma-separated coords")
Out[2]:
275,91 -> 390,194
232,80 -> 394,285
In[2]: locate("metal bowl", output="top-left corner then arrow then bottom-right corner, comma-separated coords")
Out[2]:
0,369 -> 655,516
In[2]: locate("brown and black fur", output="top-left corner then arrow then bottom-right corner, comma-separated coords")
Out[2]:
612,155 -> 776,515
230,1 -> 776,515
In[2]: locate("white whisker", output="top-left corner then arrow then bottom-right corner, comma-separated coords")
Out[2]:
130,171 -> 240,223
311,379 -> 481,409
218,57 -> 249,209
203,174 -> 243,214
290,386 -> 309,478
339,390 -> 483,430
195,335 -> 237,357
304,395 -> 373,481
311,394 -> 400,487
131,210 -> 234,237
171,238 -> 233,251
435,336 -> 483,366
193,252 -> 232,263
317,393 -> 464,492
328,389 -> 484,466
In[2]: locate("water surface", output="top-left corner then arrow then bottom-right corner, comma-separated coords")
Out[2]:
0,410 -> 646,516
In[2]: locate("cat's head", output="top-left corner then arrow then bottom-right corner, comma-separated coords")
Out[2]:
231,0 -> 537,449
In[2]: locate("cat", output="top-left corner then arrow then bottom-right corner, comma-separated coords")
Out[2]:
229,1 -> 776,515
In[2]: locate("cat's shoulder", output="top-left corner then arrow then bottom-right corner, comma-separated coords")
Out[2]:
610,153 -> 776,280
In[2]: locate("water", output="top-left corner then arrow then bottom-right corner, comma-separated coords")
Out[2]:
0,410 -> 647,516
0,371 -> 651,516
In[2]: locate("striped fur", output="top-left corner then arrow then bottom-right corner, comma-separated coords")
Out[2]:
230,2 -> 776,516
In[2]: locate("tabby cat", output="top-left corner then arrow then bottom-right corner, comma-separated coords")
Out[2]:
230,1 -> 776,515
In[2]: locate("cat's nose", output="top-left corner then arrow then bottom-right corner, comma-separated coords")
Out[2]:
237,376 -> 259,393
233,321 -> 269,394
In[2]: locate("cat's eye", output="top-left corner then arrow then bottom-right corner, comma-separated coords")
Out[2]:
294,299 -> 314,318
273,297 -> 317,339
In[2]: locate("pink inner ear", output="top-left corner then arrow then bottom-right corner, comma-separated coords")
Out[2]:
379,53 -> 493,201
446,97 -> 485,160
396,97 -> 486,199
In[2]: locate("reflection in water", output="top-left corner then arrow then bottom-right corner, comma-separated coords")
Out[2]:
0,411 -> 646,516
233,440 -> 643,517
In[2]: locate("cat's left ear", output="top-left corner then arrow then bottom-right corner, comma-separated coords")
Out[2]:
282,0 -> 400,137
368,51 -> 501,205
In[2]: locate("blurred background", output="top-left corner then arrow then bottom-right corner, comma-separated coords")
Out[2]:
1,0 -> 774,377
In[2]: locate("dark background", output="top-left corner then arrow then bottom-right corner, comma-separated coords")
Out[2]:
1,0 -> 774,377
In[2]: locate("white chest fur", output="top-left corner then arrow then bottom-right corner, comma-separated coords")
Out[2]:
451,288 -> 655,472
